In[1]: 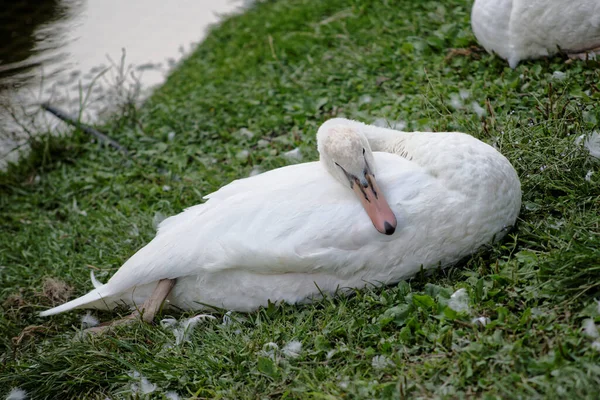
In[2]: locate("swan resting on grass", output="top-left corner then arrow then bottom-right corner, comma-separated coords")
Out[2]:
40,118 -> 521,328
471,0 -> 600,68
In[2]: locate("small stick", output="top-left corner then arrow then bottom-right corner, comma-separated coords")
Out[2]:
41,103 -> 129,156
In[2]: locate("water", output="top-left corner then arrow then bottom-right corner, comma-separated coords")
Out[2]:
0,0 -> 244,166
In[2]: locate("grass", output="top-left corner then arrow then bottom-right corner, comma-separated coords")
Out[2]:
1,0 -> 600,398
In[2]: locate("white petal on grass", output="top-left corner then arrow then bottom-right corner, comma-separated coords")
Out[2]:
584,131 -> 600,159
282,340 -> 302,358
471,102 -> 485,117
81,312 -> 99,328
5,388 -> 28,400
448,288 -> 470,313
583,318 -> 599,338
471,316 -> 491,326
283,148 -> 302,162
371,355 -> 394,370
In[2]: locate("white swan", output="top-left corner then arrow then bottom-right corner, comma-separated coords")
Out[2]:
40,118 -> 521,317
471,0 -> 600,68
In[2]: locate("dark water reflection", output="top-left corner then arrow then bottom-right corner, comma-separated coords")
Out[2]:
0,0 -> 242,166
0,0 -> 73,87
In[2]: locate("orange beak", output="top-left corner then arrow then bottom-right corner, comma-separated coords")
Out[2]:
352,173 -> 397,235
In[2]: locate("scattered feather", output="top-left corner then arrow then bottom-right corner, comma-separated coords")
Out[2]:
359,94 -> 373,105
257,139 -> 270,148
81,312 -> 99,328
471,316 -> 491,327
222,311 -> 233,326
283,148 -> 302,162
260,342 -> 279,360
585,170 -> 593,181
592,341 -> 600,352
128,370 -> 157,395
5,388 -> 27,400
282,340 -> 302,358
459,89 -> 471,99
152,212 -> 167,230
71,199 -> 88,217
371,355 -> 394,370
249,166 -> 262,177
167,131 -> 176,141
162,185 -> 171,192
237,128 -> 255,139
448,288 -> 470,313
471,102 -> 485,117
449,93 -> 463,110
160,315 -> 216,345
236,149 -> 250,161
583,319 -> 599,339
584,131 -> 600,159
129,224 -> 140,237
165,391 -> 181,400
552,71 -> 566,81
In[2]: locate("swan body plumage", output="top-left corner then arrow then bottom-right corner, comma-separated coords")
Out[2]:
40,118 -> 521,316
472,0 -> 600,68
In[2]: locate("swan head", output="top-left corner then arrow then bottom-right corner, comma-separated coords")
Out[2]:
317,123 -> 397,235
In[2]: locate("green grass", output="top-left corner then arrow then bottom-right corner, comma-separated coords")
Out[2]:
1,0 -> 600,398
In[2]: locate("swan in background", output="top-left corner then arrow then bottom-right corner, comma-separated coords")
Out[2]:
40,118 -> 521,323
471,0 -> 600,68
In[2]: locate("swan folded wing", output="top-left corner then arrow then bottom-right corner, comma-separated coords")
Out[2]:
102,153 -> 435,294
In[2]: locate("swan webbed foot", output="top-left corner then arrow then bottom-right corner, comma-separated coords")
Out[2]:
82,278 -> 176,335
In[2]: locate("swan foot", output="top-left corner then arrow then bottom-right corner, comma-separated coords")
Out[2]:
83,278 -> 176,335
444,46 -> 484,62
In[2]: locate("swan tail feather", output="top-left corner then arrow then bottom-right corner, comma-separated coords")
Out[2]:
90,270 -> 104,289
39,288 -> 112,317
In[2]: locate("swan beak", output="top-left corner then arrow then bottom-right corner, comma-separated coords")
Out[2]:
352,173 -> 397,235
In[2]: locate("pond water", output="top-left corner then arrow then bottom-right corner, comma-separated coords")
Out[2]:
0,0 -> 245,166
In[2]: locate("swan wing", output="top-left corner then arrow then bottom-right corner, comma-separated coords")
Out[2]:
100,152 -> 437,294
